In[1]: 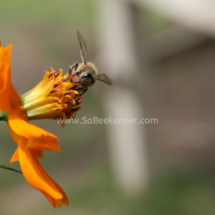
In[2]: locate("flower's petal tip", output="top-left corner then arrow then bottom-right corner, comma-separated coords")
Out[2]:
7,44 -> 12,49
56,145 -> 61,152
63,199 -> 69,206
42,191 -> 69,208
2,44 -> 12,51
10,148 -> 19,163
0,43 -> 12,52
50,142 -> 61,152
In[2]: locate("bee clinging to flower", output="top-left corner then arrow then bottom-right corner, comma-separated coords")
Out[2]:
0,31 -> 112,208
68,31 -> 112,95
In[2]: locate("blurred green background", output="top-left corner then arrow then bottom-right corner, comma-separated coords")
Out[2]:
1,0 -> 215,215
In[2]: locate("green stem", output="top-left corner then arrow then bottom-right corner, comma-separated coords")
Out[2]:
0,111 -> 9,122
0,165 -> 22,174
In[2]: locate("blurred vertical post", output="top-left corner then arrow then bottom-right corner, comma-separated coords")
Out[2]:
96,0 -> 149,193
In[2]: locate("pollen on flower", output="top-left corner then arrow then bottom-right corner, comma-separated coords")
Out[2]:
21,68 -> 82,124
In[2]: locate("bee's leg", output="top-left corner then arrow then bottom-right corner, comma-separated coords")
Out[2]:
82,86 -> 88,95
73,72 -> 79,77
68,66 -> 73,75
68,63 -> 79,75
76,86 -> 88,95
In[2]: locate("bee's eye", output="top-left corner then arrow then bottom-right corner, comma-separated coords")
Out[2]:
82,73 -> 92,79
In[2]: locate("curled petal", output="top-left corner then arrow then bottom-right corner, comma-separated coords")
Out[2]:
0,45 -> 20,112
10,148 -> 19,163
8,106 -> 60,152
10,148 -> 44,163
18,137 -> 68,207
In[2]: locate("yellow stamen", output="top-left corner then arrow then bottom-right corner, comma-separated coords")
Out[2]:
21,68 -> 81,122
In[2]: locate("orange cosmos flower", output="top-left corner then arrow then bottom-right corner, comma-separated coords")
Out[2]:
0,43 -> 81,207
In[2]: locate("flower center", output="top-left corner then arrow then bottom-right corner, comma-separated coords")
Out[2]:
21,68 -> 82,123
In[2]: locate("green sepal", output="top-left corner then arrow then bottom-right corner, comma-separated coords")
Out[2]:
0,165 -> 22,174
0,111 -> 9,122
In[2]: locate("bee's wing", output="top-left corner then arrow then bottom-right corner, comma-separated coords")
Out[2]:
77,31 -> 87,65
97,74 -> 112,85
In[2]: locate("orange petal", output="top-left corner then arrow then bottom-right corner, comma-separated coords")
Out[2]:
8,106 -> 60,151
0,45 -> 12,93
0,45 -> 20,112
10,148 -> 19,163
34,150 -> 44,159
18,137 -> 68,207
42,191 -> 69,208
26,139 -> 60,151
7,123 -> 20,144
41,170 -> 69,207
10,148 -> 44,162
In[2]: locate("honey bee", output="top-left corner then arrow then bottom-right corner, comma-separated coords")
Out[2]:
68,31 -> 112,95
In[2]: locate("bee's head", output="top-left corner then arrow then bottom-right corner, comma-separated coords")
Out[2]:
69,62 -> 98,87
